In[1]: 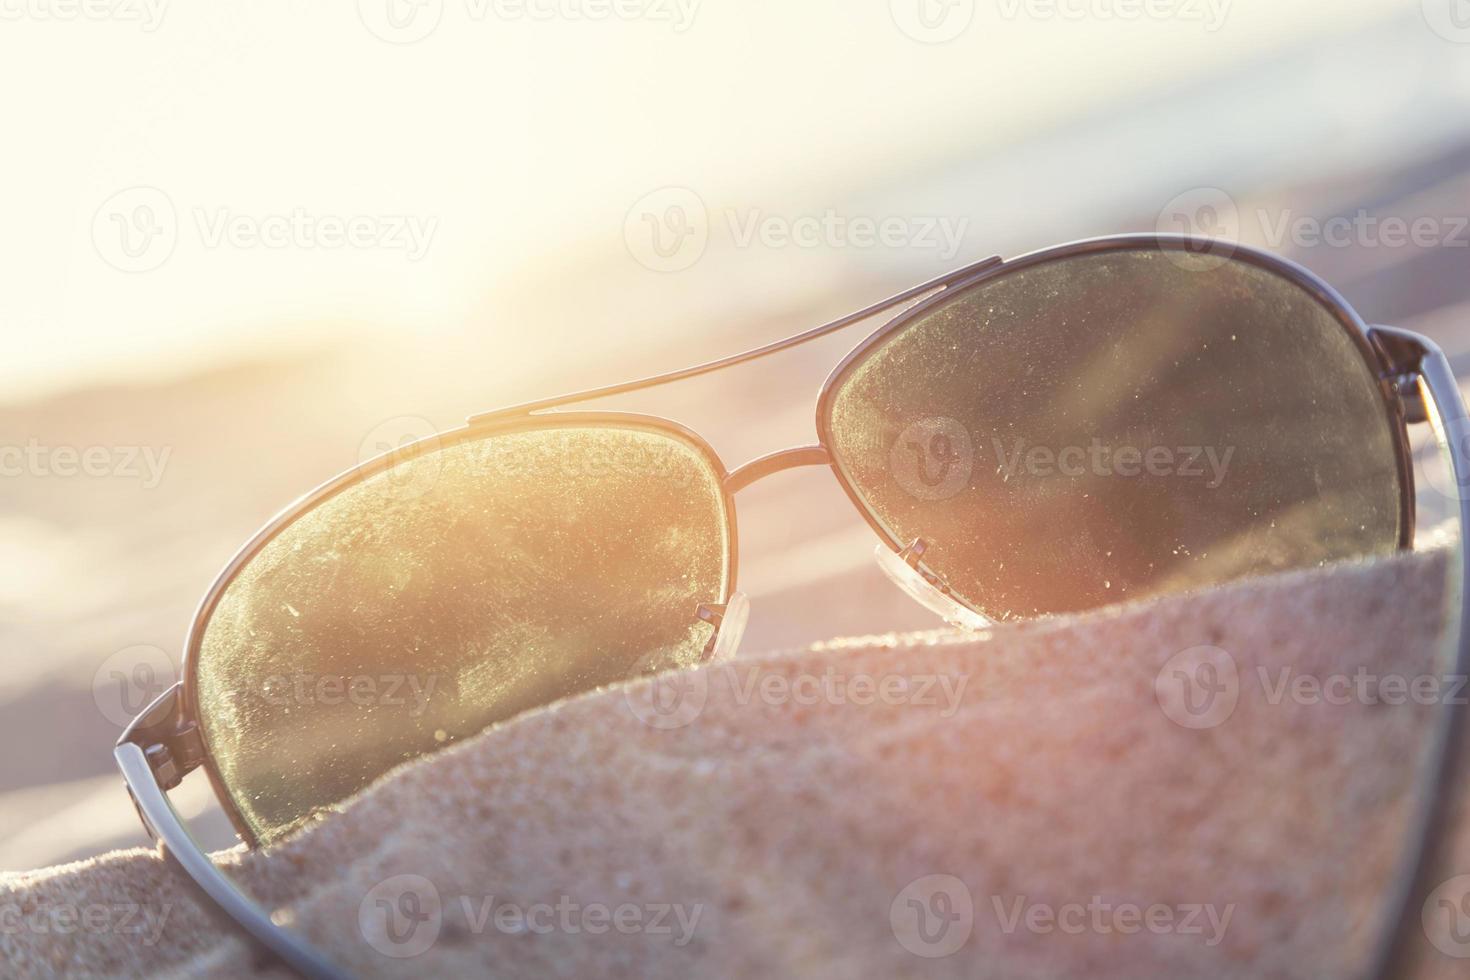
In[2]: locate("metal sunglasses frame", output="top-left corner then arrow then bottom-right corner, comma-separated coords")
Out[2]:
115,233 -> 1470,980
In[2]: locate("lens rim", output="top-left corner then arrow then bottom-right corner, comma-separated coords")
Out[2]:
814,233 -> 1417,610
180,411 -> 737,846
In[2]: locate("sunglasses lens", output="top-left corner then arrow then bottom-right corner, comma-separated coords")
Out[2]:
826,247 -> 1406,622
193,423 -> 730,841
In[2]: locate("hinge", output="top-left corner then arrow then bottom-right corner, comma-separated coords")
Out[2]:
1368,326 -> 1430,425
116,682 -> 205,791
1384,373 -> 1428,425
143,722 -> 204,791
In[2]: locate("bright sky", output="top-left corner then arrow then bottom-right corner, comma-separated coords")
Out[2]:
0,0 -> 1412,401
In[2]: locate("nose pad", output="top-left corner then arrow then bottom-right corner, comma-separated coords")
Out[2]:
874,540 -> 990,631
698,592 -> 751,662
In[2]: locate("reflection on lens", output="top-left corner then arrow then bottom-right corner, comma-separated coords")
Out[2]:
826,248 -> 1405,621
194,423 -> 730,842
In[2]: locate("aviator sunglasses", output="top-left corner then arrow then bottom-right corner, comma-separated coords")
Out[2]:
115,234 -> 1470,979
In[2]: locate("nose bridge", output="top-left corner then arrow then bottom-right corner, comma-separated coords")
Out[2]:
725,445 -> 831,494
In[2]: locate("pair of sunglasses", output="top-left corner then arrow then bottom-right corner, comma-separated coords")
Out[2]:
116,234 -> 1470,979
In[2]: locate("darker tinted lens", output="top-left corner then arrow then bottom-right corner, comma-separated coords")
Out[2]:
827,247 -> 1405,621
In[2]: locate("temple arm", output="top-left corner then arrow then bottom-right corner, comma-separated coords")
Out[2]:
1365,325 -> 1470,979
469,254 -> 1005,423
116,684 -> 352,980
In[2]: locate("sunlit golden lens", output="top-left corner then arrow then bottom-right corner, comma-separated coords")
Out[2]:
827,248 -> 1404,621
194,423 -> 729,842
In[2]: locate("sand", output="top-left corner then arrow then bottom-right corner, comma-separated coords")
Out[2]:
5,544 -> 1470,979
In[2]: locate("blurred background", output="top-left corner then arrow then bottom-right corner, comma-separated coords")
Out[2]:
1,0 -> 1468,871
